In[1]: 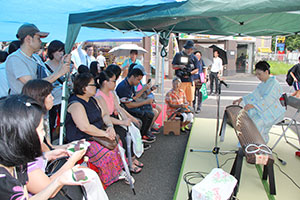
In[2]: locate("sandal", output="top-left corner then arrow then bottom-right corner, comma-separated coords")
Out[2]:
130,165 -> 142,174
133,158 -> 144,168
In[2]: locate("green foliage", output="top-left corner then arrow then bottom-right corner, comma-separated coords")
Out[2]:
271,35 -> 300,52
268,61 -> 293,75
285,35 -> 300,51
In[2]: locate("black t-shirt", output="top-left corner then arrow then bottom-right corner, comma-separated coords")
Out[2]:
0,165 -> 28,200
172,51 -> 197,82
291,63 -> 300,81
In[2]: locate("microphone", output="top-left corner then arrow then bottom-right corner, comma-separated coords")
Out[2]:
220,80 -> 229,88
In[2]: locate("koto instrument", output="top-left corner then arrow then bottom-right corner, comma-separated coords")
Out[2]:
224,105 -> 273,165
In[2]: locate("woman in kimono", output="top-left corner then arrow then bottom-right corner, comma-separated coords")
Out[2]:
233,61 -> 285,143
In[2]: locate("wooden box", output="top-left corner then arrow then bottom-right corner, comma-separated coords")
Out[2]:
163,119 -> 180,136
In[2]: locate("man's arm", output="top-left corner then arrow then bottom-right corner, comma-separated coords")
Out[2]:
125,98 -> 153,109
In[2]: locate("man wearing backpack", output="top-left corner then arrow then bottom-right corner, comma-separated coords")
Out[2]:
287,56 -> 300,98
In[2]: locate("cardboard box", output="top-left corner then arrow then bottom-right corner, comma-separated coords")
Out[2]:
163,119 -> 180,135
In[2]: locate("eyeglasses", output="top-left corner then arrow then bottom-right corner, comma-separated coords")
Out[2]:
109,80 -> 117,83
88,84 -> 97,87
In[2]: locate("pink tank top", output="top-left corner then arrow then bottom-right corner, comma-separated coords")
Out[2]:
97,90 -> 115,115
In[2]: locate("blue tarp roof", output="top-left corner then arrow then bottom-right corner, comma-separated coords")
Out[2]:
0,0 -> 178,42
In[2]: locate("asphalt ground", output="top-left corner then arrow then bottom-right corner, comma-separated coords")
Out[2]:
106,73 -> 300,200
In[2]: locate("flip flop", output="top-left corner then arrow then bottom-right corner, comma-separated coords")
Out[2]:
133,158 -> 144,168
130,165 -> 142,174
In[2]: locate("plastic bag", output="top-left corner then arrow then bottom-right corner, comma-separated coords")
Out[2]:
128,123 -> 144,158
200,83 -> 208,101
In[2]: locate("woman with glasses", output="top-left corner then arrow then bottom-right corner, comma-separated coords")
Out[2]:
95,70 -> 144,173
21,79 -> 109,199
65,72 -> 132,187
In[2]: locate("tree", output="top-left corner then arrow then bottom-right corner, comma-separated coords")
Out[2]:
271,35 -> 300,52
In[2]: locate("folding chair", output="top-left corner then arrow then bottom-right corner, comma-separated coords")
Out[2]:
271,96 -> 300,150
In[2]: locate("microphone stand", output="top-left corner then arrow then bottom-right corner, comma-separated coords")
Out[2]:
190,78 -> 235,168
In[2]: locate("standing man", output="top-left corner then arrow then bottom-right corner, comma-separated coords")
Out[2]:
97,51 -> 107,71
209,50 -> 223,95
5,23 -> 71,94
77,41 -> 96,68
121,50 -> 142,78
192,51 -> 206,113
172,40 -> 198,106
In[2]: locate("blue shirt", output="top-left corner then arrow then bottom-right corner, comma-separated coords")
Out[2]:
121,58 -> 141,68
116,78 -> 135,99
192,58 -> 205,80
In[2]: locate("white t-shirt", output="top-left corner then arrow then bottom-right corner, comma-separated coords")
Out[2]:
211,57 -> 223,73
97,55 -> 106,67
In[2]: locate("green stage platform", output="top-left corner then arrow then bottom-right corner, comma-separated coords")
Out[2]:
174,118 -> 300,200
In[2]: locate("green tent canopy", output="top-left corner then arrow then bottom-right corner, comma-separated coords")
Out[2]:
65,0 -> 300,53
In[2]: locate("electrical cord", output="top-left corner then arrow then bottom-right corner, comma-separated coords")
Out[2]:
183,171 -> 208,200
219,157 -> 236,168
274,163 -> 300,190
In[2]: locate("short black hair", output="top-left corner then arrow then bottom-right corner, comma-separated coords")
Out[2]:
78,65 -> 89,74
96,70 -> 114,88
73,73 -> 94,95
0,50 -> 8,63
128,68 -> 144,78
255,60 -> 270,74
0,95 -> 43,167
8,40 -> 21,55
106,64 -> 121,80
128,63 -> 138,76
90,61 -> 99,78
21,79 -> 53,112
84,44 -> 93,51
130,50 -> 138,55
47,40 -> 65,60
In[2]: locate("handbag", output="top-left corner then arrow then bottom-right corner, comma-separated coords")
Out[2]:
89,98 -> 120,150
89,134 -> 120,150
45,157 -> 87,200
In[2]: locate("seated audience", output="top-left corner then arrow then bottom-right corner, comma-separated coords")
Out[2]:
22,79 -> 109,199
65,72 -> 132,186
0,95 -> 86,199
233,61 -> 285,143
165,77 -> 193,133
90,61 -> 101,78
116,67 -> 156,149
95,70 -> 143,173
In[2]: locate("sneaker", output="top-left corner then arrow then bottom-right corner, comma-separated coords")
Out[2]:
195,108 -> 201,114
147,132 -> 156,139
142,135 -> 156,143
143,143 -> 151,151
185,125 -> 191,131
151,129 -> 160,135
180,127 -> 186,132
152,122 -> 160,130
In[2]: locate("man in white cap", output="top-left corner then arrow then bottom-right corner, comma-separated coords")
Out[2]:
6,23 -> 71,94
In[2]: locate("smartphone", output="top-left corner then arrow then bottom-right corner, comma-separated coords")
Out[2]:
147,79 -> 152,84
